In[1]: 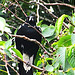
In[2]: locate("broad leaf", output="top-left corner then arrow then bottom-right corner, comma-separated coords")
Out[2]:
41,24 -> 48,31
56,47 -> 66,70
42,26 -> 55,37
58,35 -> 72,47
68,47 -> 75,68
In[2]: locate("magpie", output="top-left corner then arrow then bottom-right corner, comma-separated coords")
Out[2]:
15,16 -> 42,75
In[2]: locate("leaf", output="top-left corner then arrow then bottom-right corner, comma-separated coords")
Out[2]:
55,14 -> 68,36
69,25 -> 74,34
4,49 -> 12,59
45,58 -> 53,61
11,48 -> 23,59
41,24 -> 48,31
42,26 -> 55,37
71,34 -> 75,45
0,41 -> 5,46
37,20 -> 43,26
45,64 -> 54,72
71,16 -> 75,25
66,69 -> 75,75
0,17 -> 6,33
56,47 -> 66,70
5,39 -> 12,49
46,33 -> 55,42
37,60 -> 42,67
68,47 -> 75,68
58,35 -> 72,47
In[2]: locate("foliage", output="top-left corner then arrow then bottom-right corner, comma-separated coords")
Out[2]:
0,0 -> 75,75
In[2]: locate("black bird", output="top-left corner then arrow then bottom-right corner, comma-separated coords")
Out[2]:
15,16 -> 42,75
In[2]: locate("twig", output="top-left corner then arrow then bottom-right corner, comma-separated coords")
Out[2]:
4,54 -> 10,75
7,63 -> 19,75
15,0 -> 27,17
30,1 -> 58,19
0,3 -> 25,23
12,54 -> 44,71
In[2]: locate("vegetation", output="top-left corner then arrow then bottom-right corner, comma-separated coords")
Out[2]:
0,0 -> 75,75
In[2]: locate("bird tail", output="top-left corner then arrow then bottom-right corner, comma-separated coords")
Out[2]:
18,62 -> 33,75
18,53 -> 34,75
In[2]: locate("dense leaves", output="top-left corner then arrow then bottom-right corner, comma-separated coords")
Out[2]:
0,0 -> 75,75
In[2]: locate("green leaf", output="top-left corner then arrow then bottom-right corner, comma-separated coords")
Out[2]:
46,33 -> 55,42
37,60 -> 42,67
71,34 -> 75,45
71,16 -> 75,25
58,35 -> 72,47
56,47 -> 66,70
0,41 -> 5,46
4,49 -> 12,59
37,20 -> 43,26
68,47 -> 75,68
42,26 -> 55,37
41,24 -> 48,31
5,40 -> 12,49
45,58 -> 53,61
55,14 -> 68,36
45,64 -> 54,72
69,25 -> 74,34
11,48 -> 23,59
0,17 -> 6,33
66,69 -> 75,75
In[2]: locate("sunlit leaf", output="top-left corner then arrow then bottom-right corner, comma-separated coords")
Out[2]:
11,48 -> 23,59
58,35 -> 72,47
0,41 -> 5,46
37,20 -> 43,26
55,14 -> 68,36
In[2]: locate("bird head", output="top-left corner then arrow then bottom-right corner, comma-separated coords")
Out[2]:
26,16 -> 36,26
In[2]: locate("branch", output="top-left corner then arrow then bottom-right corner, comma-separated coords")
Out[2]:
3,54 -> 10,75
30,1 -> 58,19
7,63 -> 19,75
15,0 -> 27,17
44,3 -> 75,9
12,35 -> 51,56
0,3 -> 25,23
12,54 -> 44,71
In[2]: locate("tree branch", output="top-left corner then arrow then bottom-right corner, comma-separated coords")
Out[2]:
12,54 -> 44,71
44,3 -> 75,9
0,3 -> 25,23
12,34 -> 51,56
15,0 -> 27,17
